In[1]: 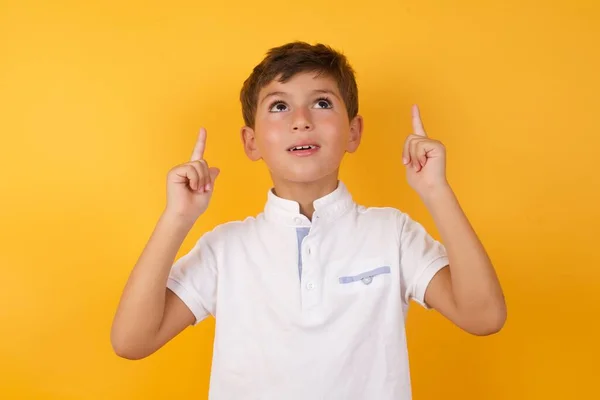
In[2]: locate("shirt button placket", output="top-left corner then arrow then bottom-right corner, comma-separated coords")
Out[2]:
302,240 -> 321,309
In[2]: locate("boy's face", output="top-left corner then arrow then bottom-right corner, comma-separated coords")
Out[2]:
241,72 -> 363,186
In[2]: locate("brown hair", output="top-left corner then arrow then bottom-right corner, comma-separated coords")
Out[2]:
240,41 -> 359,128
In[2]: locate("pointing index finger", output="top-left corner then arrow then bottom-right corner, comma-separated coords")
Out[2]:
190,127 -> 207,161
412,104 -> 427,137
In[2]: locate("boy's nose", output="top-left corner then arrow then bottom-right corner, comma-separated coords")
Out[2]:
293,123 -> 312,131
291,115 -> 313,132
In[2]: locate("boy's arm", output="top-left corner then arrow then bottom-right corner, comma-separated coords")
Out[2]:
111,212 -> 196,360
111,127 -> 220,359
422,185 -> 506,335
402,105 -> 506,336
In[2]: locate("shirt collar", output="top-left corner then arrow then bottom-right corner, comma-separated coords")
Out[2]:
263,181 -> 355,227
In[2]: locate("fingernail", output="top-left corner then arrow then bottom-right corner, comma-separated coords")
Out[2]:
205,183 -> 211,191
402,157 -> 408,165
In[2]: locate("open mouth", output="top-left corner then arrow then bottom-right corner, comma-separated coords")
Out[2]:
288,145 -> 320,152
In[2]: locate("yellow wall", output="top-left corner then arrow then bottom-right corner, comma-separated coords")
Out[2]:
1,0 -> 599,398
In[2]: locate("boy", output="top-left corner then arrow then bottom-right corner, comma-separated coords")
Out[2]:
111,41 -> 506,399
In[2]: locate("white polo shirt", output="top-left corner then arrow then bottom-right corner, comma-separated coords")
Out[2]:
167,181 -> 449,400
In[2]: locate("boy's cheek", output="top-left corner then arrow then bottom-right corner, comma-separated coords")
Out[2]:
257,120 -> 288,138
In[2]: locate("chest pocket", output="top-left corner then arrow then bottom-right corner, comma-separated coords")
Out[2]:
327,258 -> 395,318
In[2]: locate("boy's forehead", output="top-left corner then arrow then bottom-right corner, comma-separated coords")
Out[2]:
259,72 -> 340,99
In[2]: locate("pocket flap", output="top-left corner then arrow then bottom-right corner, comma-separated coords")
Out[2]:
338,266 -> 391,284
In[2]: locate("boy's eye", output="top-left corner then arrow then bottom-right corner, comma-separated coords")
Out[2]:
269,101 -> 288,112
268,97 -> 333,112
314,98 -> 333,109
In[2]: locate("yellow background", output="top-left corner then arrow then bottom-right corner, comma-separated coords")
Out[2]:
1,0 -> 599,398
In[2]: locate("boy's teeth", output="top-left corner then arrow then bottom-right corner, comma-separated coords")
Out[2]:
291,145 -> 316,151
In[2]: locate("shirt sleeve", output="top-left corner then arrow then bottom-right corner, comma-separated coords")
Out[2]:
166,232 -> 218,325
397,211 -> 449,309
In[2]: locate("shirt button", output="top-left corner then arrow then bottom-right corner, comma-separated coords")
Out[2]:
306,282 -> 315,290
294,217 -> 303,225
307,247 -> 312,255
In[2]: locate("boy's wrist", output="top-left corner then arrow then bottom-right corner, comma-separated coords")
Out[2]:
419,181 -> 455,209
159,210 -> 197,233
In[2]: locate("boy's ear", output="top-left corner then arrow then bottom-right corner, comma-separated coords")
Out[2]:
241,126 -> 262,161
346,115 -> 364,153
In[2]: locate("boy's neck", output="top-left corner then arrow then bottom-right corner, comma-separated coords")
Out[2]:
271,174 -> 339,221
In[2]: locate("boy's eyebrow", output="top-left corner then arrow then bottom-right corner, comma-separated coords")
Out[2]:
259,89 -> 341,105
260,91 -> 287,105
312,89 -> 341,99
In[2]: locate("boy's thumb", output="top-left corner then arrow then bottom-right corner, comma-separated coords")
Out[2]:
209,167 -> 220,182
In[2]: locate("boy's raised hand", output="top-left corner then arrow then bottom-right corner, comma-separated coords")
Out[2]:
402,105 -> 448,197
165,127 -> 220,224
